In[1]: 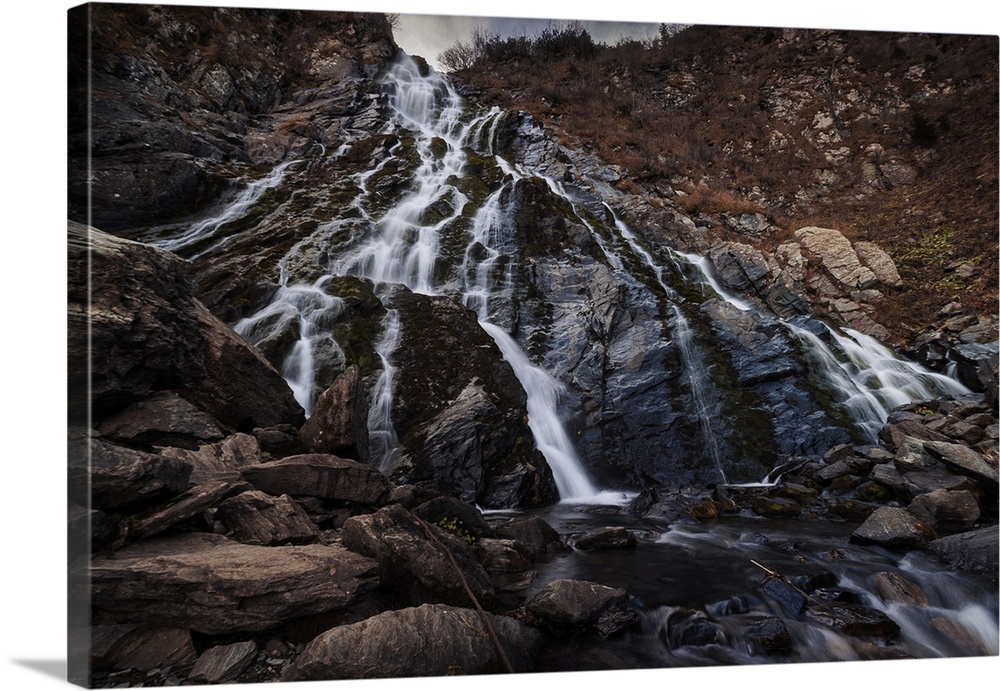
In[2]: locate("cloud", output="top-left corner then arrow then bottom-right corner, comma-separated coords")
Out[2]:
395,13 -> 661,71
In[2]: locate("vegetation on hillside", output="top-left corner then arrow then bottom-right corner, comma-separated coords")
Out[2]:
440,23 -> 998,341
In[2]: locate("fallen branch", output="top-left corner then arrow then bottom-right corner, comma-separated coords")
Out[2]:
410,514 -> 515,674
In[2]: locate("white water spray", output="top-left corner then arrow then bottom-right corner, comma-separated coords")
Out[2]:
155,160 -> 296,254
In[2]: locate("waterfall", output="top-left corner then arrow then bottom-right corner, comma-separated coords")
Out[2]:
153,160 -> 297,254
671,305 -> 727,482
669,249 -> 971,443
788,321 -> 971,440
368,308 -> 402,470
460,180 -> 599,500
336,55 -> 599,497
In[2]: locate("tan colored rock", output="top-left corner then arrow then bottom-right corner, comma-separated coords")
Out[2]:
794,226 -> 876,289
854,241 -> 902,287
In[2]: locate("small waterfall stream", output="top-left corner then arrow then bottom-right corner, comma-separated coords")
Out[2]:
349,55 -> 598,496
152,160 -> 297,255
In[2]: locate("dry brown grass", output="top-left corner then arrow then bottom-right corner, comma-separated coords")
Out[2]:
453,24 -> 998,341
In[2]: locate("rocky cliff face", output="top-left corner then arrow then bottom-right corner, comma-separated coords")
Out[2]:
452,25 -> 999,350
69,4 -> 396,232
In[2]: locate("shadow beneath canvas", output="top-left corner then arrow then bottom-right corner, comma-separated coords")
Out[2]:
11,659 -> 67,681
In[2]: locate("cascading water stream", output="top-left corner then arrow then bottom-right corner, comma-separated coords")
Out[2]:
667,246 -> 971,443
459,179 -> 600,500
153,160 -> 297,254
335,55 -> 600,495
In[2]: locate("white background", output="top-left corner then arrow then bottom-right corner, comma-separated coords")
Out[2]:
2,1 -> 997,689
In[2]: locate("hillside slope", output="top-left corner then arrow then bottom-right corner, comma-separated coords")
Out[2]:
448,24 -> 999,345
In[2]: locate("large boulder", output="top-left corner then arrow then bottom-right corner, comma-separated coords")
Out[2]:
299,365 -> 369,459
216,490 -> 319,545
850,506 -> 936,549
81,437 -> 193,513
240,454 -> 391,505
794,226 -> 876,290
283,604 -> 540,680
388,289 -> 557,508
159,433 -> 262,484
89,533 -> 379,634
68,222 -> 305,430
926,527 -> 1000,582
526,578 -> 630,626
341,504 -> 494,608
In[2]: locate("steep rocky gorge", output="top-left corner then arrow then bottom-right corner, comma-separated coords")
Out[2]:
68,5 -> 998,687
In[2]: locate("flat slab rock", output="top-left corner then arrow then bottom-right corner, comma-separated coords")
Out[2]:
241,454 -> 390,505
283,603 -> 540,680
849,506 -> 935,550
90,533 -> 378,634
527,578 -> 629,625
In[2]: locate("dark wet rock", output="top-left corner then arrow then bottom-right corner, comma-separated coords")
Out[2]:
241,454 -> 391,505
707,595 -> 753,617
130,477 -> 252,540
189,641 -> 258,684
388,289 -> 557,509
775,482 -> 819,503
89,533 -> 379,633
926,527 -> 1000,581
854,480 -> 894,503
827,499 -> 879,522
907,489 -> 980,535
68,223 -> 305,429
253,424 -> 308,458
751,495 -> 802,518
216,490 -> 318,546
744,616 -> 793,655
493,516 -> 565,559
850,507 -> 936,550
595,607 -> 642,638
813,461 -> 852,486
873,571 -> 930,606
69,504 -> 123,557
804,602 -> 900,638
299,365 -> 369,460
665,608 -> 723,648
922,441 -> 999,489
574,526 -> 636,550
762,578 -> 807,615
869,461 -> 977,502
340,503 -> 494,608
68,222 -> 207,419
97,391 -> 226,449
951,342 -> 1000,394
90,624 -> 197,672
790,571 -> 838,593
474,538 -> 532,574
85,437 -> 193,512
283,604 -> 541,680
527,579 -> 630,626
411,495 -> 494,539
880,418 -> 952,451
812,588 -> 864,604
159,432 -> 262,484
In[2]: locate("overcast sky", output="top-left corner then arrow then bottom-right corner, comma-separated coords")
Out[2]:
394,14 -> 663,71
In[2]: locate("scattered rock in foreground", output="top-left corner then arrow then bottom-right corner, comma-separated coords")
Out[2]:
283,603 -> 540,680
